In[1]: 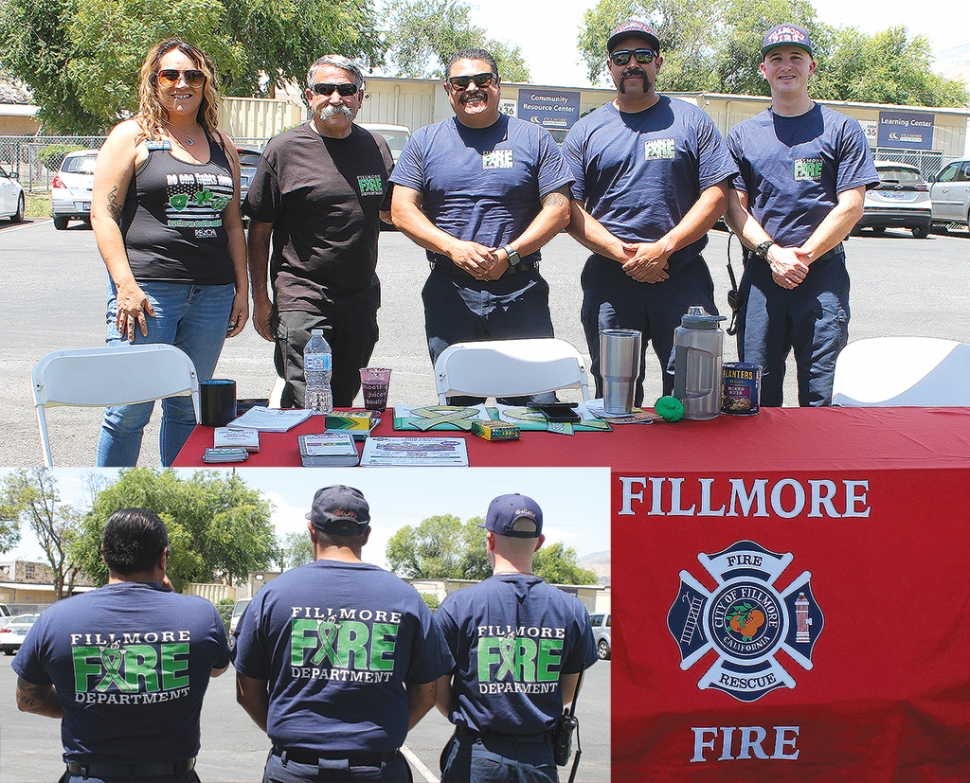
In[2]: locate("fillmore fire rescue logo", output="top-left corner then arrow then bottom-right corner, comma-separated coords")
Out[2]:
667,540 -> 823,702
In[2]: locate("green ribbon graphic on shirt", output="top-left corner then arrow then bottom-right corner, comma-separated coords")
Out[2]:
495,634 -> 519,679
310,619 -> 341,665
97,642 -> 129,692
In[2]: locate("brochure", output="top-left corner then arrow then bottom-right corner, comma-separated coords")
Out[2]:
360,436 -> 469,466
226,406 -> 313,433
297,432 -> 361,467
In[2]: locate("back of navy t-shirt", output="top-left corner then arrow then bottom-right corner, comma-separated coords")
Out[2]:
12,583 -> 229,765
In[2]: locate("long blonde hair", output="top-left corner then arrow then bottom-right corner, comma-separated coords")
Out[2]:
137,39 -> 221,144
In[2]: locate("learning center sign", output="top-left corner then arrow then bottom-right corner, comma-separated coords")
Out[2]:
877,111 -> 935,150
516,89 -> 581,130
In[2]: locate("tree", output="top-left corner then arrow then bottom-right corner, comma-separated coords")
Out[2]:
0,469 -> 81,600
278,530 -> 313,570
383,0 -> 530,81
533,542 -> 599,585
576,0 -> 968,107
385,514 -> 490,580
73,469 -> 276,591
0,0 -> 384,133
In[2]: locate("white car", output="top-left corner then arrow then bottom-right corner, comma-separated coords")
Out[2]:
52,149 -> 98,230
929,158 -> 970,231
358,123 -> 410,163
853,161 -> 932,239
0,166 -> 25,224
0,613 -> 40,655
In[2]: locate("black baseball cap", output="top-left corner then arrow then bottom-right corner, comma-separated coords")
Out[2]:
306,485 -> 370,534
762,24 -> 814,58
608,20 -> 661,54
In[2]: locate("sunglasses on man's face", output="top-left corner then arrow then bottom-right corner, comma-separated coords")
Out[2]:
447,72 -> 497,91
157,69 -> 207,89
311,82 -> 359,97
610,49 -> 657,66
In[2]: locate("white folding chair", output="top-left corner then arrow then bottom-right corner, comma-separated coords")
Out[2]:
434,338 -> 590,403
832,336 -> 970,406
32,344 -> 201,466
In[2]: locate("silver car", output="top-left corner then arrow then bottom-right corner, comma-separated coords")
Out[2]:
589,612 -> 611,660
930,158 -> 970,231
853,161 -> 932,239
52,149 -> 98,230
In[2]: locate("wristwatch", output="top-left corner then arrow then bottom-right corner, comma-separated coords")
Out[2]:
754,240 -> 775,259
503,245 -> 521,267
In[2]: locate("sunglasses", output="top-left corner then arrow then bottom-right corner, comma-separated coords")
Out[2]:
311,82 -> 360,97
610,49 -> 657,66
447,72 -> 497,91
156,69 -> 206,89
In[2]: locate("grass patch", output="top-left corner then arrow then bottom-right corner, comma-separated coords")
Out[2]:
25,193 -> 50,219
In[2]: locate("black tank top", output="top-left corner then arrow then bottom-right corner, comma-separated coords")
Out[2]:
122,137 -> 236,285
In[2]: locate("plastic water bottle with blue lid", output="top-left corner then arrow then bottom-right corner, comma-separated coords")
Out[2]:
304,328 -> 333,415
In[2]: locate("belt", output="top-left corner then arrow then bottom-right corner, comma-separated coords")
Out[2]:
66,758 -> 195,779
816,242 -> 845,262
430,259 -> 538,279
456,725 -> 553,743
272,746 -> 398,767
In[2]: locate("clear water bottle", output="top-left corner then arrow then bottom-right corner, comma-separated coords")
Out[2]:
304,328 -> 333,415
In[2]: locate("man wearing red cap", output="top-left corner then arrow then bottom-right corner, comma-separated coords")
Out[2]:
434,493 -> 597,782
725,24 -> 877,406
232,485 -> 454,782
563,20 -> 738,405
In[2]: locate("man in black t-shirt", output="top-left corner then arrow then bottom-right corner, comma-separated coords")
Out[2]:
244,54 -> 394,408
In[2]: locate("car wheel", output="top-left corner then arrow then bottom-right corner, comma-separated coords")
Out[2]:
911,224 -> 928,239
53,216 -> 69,230
597,639 -> 610,660
871,226 -> 886,235
12,194 -> 25,223
2,649 -> 13,656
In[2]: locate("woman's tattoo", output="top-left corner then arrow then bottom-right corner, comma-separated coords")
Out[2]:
106,185 -> 124,222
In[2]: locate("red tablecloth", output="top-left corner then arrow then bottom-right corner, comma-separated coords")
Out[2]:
173,407 -> 970,781
174,406 -> 970,470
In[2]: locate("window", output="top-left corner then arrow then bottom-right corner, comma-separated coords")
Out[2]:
24,564 -> 35,579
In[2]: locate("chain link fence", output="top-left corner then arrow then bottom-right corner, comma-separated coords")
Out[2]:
0,135 -> 270,193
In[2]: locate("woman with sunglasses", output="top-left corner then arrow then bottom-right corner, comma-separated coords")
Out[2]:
91,39 -> 248,467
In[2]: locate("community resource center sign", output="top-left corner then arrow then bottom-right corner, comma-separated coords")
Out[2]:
516,89 -> 581,131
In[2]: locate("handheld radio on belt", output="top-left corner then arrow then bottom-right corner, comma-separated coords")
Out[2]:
552,666 -> 585,783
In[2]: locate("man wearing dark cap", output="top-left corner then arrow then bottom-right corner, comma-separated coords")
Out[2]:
434,494 -> 597,782
725,24 -> 877,406
13,508 -> 229,783
563,19 -> 737,404
232,485 -> 454,782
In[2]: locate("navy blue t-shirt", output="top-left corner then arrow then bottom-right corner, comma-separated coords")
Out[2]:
390,114 -> 573,265
727,103 -> 878,247
232,559 -> 454,754
12,582 -> 229,765
563,96 -> 737,273
435,573 -> 597,735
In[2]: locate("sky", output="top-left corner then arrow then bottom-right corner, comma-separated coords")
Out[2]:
467,0 -> 966,89
1,468 -> 610,572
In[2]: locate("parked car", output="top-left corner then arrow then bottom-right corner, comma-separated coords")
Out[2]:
0,603 -> 10,617
853,161 -> 932,239
929,158 -> 970,231
236,147 -> 262,205
228,597 -> 252,646
52,149 -> 98,230
0,165 -> 25,224
0,613 -> 40,655
589,612 -> 611,660
358,123 -> 411,163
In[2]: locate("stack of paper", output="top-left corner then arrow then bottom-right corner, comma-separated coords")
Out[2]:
226,407 -> 312,433
298,432 -> 361,467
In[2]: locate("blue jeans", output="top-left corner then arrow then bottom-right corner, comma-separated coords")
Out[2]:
96,280 -> 235,466
440,732 -> 558,783
263,750 -> 411,782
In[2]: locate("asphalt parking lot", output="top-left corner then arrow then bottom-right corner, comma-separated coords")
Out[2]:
1,218 -> 969,466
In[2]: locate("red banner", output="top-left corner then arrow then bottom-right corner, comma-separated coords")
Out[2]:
613,465 -> 970,782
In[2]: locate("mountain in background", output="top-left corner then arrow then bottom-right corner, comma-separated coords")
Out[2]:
935,44 -> 970,89
580,550 -> 611,586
